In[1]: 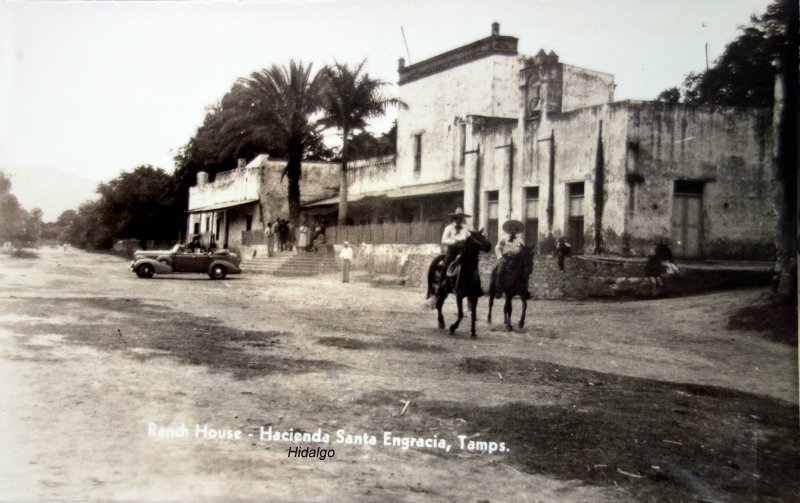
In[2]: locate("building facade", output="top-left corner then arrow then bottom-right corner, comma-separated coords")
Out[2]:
189,22 -> 777,260
187,156 -> 339,251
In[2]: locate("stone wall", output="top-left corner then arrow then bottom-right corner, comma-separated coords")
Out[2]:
405,252 -> 770,299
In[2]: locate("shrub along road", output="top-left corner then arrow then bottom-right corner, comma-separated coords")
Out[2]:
0,247 -> 797,502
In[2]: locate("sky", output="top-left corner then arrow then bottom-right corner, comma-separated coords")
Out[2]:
0,0 -> 773,219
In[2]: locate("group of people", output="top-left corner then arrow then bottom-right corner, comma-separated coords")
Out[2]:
264,218 -> 328,255
184,234 -> 217,253
435,208 -> 534,302
263,218 -> 294,256
298,220 -> 327,252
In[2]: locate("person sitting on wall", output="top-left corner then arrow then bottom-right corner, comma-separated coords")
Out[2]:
645,237 -> 679,296
312,221 -> 327,252
434,207 -> 471,300
493,219 -> 531,299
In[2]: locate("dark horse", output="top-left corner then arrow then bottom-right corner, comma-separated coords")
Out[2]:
426,229 -> 492,337
487,246 -> 534,331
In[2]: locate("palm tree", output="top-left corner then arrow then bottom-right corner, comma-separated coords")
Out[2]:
320,60 -> 399,227
237,61 -> 327,224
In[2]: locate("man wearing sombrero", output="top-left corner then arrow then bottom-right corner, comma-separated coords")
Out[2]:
494,219 -> 531,299
433,207 -> 471,300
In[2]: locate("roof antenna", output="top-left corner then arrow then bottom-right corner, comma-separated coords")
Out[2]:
401,26 -> 412,64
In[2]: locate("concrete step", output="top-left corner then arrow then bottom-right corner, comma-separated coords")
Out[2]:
243,252 -> 339,276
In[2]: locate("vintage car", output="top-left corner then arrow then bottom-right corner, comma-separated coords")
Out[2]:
130,245 -> 241,279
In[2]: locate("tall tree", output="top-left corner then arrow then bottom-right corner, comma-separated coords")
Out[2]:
235,61 -> 328,224
659,0 -> 794,108
320,61 -> 398,226
656,0 -> 797,298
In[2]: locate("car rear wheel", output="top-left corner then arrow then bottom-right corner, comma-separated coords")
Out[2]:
137,264 -> 155,279
209,264 -> 227,280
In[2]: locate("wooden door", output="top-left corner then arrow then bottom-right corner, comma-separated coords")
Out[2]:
671,195 -> 703,258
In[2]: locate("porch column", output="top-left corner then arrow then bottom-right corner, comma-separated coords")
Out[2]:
463,145 -> 481,230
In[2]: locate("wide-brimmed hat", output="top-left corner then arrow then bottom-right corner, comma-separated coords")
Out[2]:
449,207 -> 471,218
502,219 -> 525,234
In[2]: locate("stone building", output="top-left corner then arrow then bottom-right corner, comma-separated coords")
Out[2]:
190,22 -> 777,261
308,22 -> 776,259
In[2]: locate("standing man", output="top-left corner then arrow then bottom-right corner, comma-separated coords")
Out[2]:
277,219 -> 289,251
265,222 -> 275,257
339,241 -> 353,283
435,207 -> 471,299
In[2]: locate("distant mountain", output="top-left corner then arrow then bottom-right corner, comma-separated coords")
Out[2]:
2,164 -> 98,222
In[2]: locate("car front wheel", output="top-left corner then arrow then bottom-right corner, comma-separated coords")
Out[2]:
137,264 -> 155,279
209,264 -> 227,280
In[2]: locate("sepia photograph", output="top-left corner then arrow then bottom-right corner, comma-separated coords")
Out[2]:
0,0 -> 797,501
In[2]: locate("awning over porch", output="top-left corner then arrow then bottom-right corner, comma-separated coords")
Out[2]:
303,180 -> 464,208
187,198 -> 259,213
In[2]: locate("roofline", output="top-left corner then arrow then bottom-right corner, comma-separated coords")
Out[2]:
398,34 -> 518,85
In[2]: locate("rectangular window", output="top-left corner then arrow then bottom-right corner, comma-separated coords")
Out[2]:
246,215 -> 253,231
215,213 -> 223,241
413,134 -> 422,175
487,190 -> 499,245
525,186 -> 539,252
567,182 -> 584,253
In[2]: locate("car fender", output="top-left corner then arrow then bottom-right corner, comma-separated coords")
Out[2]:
132,258 -> 173,274
155,254 -> 174,267
208,259 -> 241,274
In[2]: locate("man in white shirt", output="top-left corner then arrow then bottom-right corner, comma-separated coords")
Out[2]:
493,220 -> 531,299
339,241 -> 353,283
434,208 -> 471,299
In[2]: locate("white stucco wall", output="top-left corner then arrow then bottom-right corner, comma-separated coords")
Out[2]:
188,167 -> 261,211
396,54 -> 522,189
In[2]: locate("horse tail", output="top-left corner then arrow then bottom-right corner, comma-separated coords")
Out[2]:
426,254 -> 445,298
488,263 -> 498,298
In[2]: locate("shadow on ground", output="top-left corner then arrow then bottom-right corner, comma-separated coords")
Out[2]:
360,356 -> 800,503
0,297 -> 342,380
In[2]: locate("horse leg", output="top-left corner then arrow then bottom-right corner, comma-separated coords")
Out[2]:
503,296 -> 513,331
519,297 -> 527,329
449,294 -> 463,334
469,297 -> 478,338
436,293 -> 446,329
487,290 -> 494,324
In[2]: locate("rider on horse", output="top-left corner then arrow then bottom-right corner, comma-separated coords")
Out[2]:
493,219 -> 532,299
434,207 -> 470,300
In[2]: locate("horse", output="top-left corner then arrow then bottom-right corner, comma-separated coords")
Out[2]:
426,229 -> 493,337
487,246 -> 534,331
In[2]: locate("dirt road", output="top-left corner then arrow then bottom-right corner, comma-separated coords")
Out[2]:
0,248 -> 797,502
